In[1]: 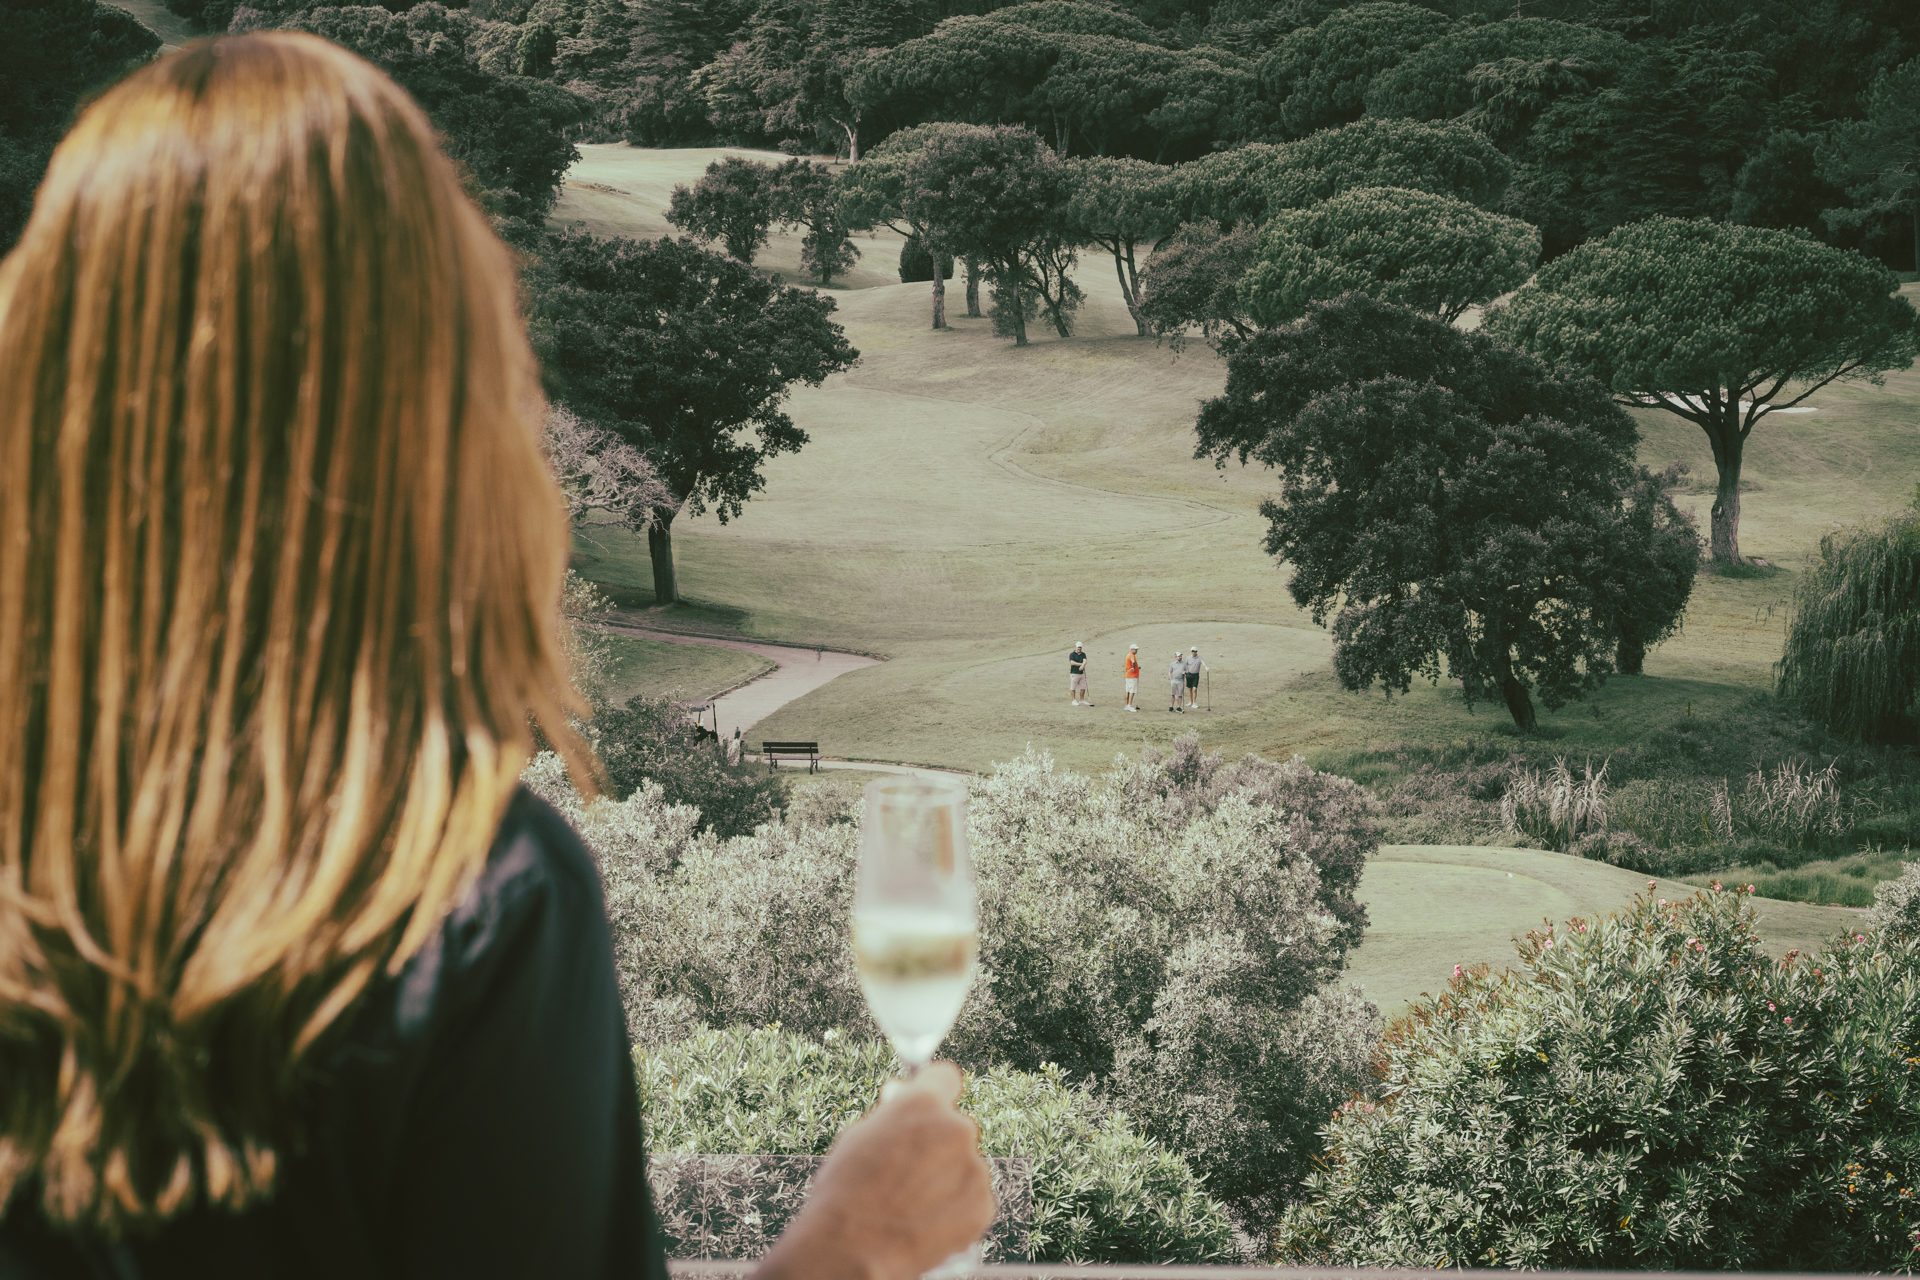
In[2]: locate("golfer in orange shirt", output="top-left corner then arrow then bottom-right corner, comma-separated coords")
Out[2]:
1123,645 -> 1141,711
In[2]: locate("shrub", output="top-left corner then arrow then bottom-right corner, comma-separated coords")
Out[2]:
1868,861 -> 1920,939
593,694 -> 788,839
534,738 -> 1382,1229
897,234 -> 954,283
1278,886 -> 1920,1269
636,1026 -> 1241,1264
1778,510 -> 1920,745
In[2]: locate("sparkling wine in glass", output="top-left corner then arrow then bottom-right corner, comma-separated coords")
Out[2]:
852,774 -> 983,1274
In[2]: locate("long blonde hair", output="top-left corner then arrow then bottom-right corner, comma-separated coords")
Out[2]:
0,33 -> 589,1230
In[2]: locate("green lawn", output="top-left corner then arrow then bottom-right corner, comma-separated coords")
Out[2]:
1353,845 -> 1862,1017
601,633 -> 772,706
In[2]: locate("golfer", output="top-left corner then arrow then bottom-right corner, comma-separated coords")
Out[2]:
1184,647 -> 1209,709
1123,645 -> 1140,711
1168,652 -> 1186,712
1069,641 -> 1090,706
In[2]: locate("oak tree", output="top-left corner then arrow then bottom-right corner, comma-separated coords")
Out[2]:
523,231 -> 859,604
1196,295 -> 1669,731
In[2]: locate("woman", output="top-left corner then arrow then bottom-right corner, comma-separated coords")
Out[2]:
0,33 -> 991,1277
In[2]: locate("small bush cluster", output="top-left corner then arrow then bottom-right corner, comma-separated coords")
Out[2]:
533,733 -> 1384,1230
592,694 -> 789,839
1278,885 -> 1920,1269
1869,861 -> 1920,939
636,1026 -> 1241,1264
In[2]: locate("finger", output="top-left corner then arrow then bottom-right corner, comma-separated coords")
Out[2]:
902,1060 -> 964,1104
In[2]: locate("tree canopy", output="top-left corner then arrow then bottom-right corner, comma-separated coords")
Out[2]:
0,0 -> 159,251
1137,219 -> 1260,349
522,230 -> 858,603
1239,185 -> 1539,326
1257,2 -> 1454,139
1486,217 -> 1920,563
1062,155 -> 1180,335
896,124 -> 1068,346
1820,56 -> 1920,278
665,156 -> 783,262
1195,294 -> 1666,731
836,120 -> 976,327
1256,117 -> 1513,213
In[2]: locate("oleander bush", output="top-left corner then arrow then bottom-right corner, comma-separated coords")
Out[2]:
593,694 -> 790,839
1869,861 -> 1920,939
530,734 -> 1383,1230
637,1026 -> 1241,1264
1278,885 -> 1920,1269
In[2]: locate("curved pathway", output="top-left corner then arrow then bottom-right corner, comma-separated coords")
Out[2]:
594,620 -> 875,741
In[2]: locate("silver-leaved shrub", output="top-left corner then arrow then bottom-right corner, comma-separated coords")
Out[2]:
638,1025 -> 1240,1263
528,735 -> 1383,1230
1280,883 -> 1920,1270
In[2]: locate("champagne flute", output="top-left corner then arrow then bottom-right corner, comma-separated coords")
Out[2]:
852,774 -> 983,1275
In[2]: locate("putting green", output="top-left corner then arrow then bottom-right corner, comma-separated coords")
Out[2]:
1349,845 -> 1864,1018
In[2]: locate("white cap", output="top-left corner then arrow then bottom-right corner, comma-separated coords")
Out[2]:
1190,646 -> 1199,651
1075,640 -> 1084,646
1128,643 -> 1137,650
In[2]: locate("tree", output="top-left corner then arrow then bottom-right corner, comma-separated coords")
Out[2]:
247,5 -> 587,221
665,156 -> 783,262
1239,185 -> 1539,326
897,124 -> 1068,346
541,404 -> 674,535
1486,217 -> 1920,563
1256,117 -> 1512,212
1821,56 -> 1920,273
1137,219 -> 1261,347
1195,295 -> 1657,731
773,157 -> 860,285
1777,509 -> 1920,745
1257,2 -> 1455,139
523,231 -> 859,604
1063,155 -> 1180,335
837,121 -> 972,327
0,0 -> 159,252
1605,463 -> 1702,675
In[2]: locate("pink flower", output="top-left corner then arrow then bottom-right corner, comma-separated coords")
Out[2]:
1768,1002 -> 1776,1011
1454,965 -> 1463,978
1647,880 -> 1657,890
1659,899 -> 1668,906
1785,1016 -> 1793,1025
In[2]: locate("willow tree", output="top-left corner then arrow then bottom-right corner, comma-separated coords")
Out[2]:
1777,510 -> 1920,745
1487,218 -> 1920,564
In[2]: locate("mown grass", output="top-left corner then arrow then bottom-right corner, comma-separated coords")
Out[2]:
564,147 -> 1919,974
600,633 -> 772,706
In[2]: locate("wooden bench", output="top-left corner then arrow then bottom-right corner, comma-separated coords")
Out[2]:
761,741 -> 820,773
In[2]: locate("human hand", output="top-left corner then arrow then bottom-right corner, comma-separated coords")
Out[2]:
755,1062 -> 995,1280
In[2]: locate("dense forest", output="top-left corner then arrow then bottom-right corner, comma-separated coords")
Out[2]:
5,0 -> 1920,267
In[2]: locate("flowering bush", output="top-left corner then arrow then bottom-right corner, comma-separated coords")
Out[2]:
530,736 -> 1382,1229
638,1026 -> 1240,1263
1278,883 -> 1920,1269
1869,861 -> 1920,940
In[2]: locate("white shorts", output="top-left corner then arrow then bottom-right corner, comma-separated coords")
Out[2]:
1070,673 -> 1088,691
1125,677 -> 1138,693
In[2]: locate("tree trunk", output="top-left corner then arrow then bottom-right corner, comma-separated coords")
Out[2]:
835,116 -> 860,164
1006,272 -> 1028,346
647,511 -> 678,605
1703,403 -> 1745,563
1617,634 -> 1646,675
930,248 -> 947,329
964,258 -> 981,317
1490,644 -> 1537,731
1114,241 -> 1149,336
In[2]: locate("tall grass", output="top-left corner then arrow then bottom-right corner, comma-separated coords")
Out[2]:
1502,758 -> 1609,850
1777,510 -> 1920,745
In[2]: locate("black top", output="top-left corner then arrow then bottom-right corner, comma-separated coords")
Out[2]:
1068,649 -> 1086,673
0,789 -> 668,1280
